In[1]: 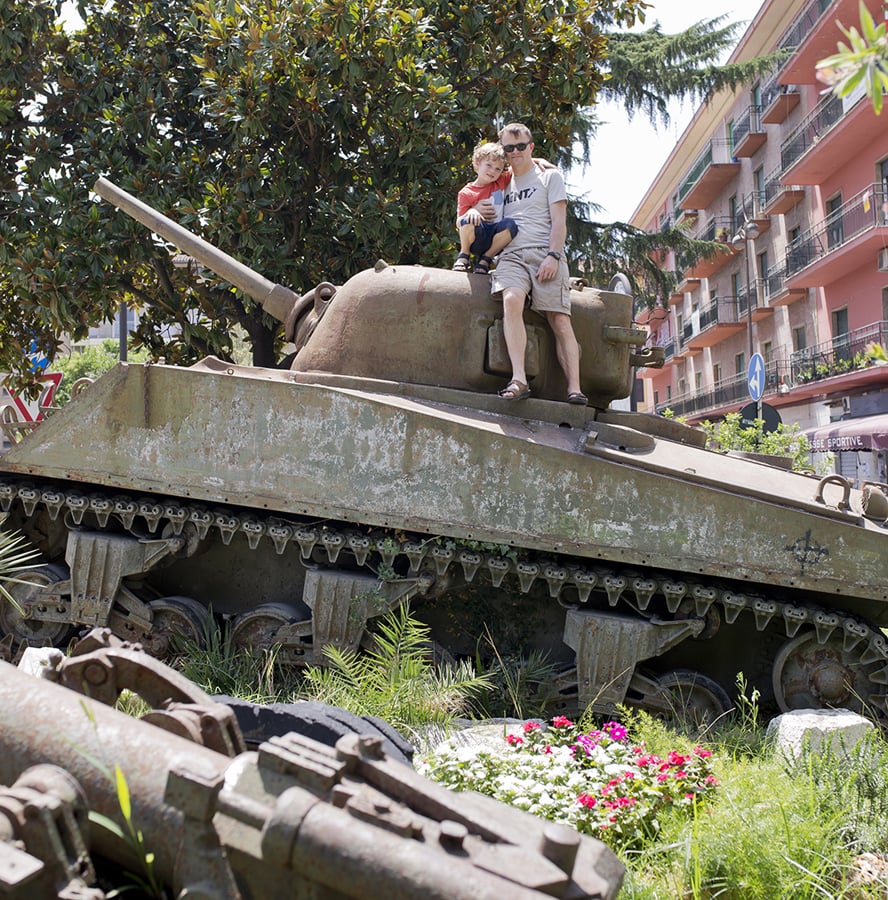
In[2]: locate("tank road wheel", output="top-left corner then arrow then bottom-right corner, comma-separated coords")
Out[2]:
139,596 -> 207,660
773,632 -> 874,716
0,564 -> 74,649
229,603 -> 307,653
650,669 -> 733,732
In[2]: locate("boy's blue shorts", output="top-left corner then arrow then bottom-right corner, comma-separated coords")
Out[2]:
458,218 -> 518,256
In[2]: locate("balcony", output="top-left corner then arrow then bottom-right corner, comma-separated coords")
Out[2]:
732,105 -> 766,158
790,320 -> 888,385
760,73 -> 801,125
683,298 -> 746,350
785,184 -> 888,288
654,320 -> 888,420
782,90 -> 885,185
676,139 -> 741,210
779,92 -> 843,181
654,369 -> 761,419
765,264 -> 807,307
762,166 -> 805,215
737,281 -> 774,323
779,0 -> 879,86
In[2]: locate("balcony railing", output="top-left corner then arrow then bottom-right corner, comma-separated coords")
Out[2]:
654,320 -> 888,418
763,166 -> 805,213
775,0 -> 831,58
733,105 -> 761,146
736,281 -> 765,318
791,320 -> 888,381
780,92 -> 843,172
677,139 -> 736,206
696,215 -> 735,243
784,184 -> 888,276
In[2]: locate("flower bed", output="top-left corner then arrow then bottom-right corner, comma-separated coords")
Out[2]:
418,717 -> 719,850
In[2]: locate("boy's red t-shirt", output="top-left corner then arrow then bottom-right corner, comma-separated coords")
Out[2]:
457,172 -> 510,218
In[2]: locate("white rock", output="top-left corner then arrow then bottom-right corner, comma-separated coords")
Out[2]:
17,646 -> 64,678
766,708 -> 874,760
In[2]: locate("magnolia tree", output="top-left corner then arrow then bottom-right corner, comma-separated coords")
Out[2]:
0,0 -> 774,389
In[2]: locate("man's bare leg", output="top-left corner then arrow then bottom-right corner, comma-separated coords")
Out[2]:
502,286 -> 529,388
547,311 -> 582,396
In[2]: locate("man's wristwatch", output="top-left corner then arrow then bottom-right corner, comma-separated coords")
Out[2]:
546,250 -> 561,261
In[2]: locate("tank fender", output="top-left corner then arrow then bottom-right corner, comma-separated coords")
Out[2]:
563,609 -> 704,709
65,530 -> 183,628
302,569 -> 434,657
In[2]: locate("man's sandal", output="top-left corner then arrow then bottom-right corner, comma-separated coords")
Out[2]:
473,255 -> 494,275
498,380 -> 531,400
567,391 -> 589,405
452,253 -> 472,272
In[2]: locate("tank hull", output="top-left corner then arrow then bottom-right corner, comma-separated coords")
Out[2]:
1,359 -> 883,614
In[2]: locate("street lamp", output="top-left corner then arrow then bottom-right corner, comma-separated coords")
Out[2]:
731,220 -> 761,362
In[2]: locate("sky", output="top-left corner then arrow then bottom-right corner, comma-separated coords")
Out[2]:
570,0 -> 767,223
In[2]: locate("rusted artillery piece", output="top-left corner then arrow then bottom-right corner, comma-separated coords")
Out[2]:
0,630 -> 624,898
1,178 -> 888,730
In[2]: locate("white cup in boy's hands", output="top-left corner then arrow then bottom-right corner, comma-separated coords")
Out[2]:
474,198 -> 496,222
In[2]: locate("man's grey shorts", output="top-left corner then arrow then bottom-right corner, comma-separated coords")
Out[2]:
489,247 -> 571,314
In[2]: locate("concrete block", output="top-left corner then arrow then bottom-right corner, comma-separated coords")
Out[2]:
766,708 -> 874,760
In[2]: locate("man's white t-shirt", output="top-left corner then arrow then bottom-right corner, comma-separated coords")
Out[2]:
502,167 -> 567,250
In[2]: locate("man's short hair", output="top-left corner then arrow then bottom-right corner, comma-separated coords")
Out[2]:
499,122 -> 533,143
472,141 -> 506,166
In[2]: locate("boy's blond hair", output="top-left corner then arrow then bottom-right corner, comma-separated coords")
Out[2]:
472,141 -> 506,166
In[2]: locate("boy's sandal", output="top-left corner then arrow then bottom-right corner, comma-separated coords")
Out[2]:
452,253 -> 472,272
498,380 -> 531,400
473,255 -> 494,275
567,391 -> 589,405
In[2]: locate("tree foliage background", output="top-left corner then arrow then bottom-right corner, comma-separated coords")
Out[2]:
0,0 -> 774,386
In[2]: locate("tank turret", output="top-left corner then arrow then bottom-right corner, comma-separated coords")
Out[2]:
93,177 -> 662,406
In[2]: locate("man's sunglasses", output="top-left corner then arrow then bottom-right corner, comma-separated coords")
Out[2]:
502,142 -> 529,153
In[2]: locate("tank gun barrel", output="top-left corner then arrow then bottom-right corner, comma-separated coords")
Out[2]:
0,632 -> 624,899
93,176 -> 299,323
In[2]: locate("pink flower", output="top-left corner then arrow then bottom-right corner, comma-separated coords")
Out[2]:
552,716 -> 574,729
576,794 -> 597,809
505,734 -> 523,746
523,721 -> 542,733
694,746 -> 712,758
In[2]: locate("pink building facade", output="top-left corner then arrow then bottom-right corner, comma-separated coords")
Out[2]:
633,0 -> 888,488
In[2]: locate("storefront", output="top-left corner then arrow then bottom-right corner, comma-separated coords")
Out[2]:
804,415 -> 888,488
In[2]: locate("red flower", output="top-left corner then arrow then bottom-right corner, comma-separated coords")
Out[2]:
505,734 -> 524,746
552,715 -> 574,729
523,721 -> 542,733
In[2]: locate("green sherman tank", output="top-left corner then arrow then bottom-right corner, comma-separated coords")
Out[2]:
2,177 -> 888,726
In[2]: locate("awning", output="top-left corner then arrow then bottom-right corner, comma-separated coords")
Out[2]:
804,414 -> 888,453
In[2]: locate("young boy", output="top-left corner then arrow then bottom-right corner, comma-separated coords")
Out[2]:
452,142 -> 519,275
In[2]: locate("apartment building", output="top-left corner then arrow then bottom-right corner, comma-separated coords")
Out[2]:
633,0 -> 888,489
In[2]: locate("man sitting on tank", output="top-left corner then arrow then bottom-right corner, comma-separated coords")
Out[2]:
478,122 -> 586,406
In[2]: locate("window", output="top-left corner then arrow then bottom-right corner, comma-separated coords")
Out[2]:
826,194 -> 844,248
695,372 -> 703,391
752,83 -> 761,107
762,341 -> 773,364
833,307 -> 850,362
713,363 -> 722,384
735,353 -> 746,375
883,287 -> 888,321
666,385 -> 672,401
752,166 -> 765,213
654,390 -> 659,406
757,250 -> 769,298
792,326 -> 806,353
678,377 -> 687,395
729,195 -> 738,232
727,120 -> 735,154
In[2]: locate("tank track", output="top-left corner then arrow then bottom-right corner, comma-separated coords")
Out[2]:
3,476 -> 888,720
